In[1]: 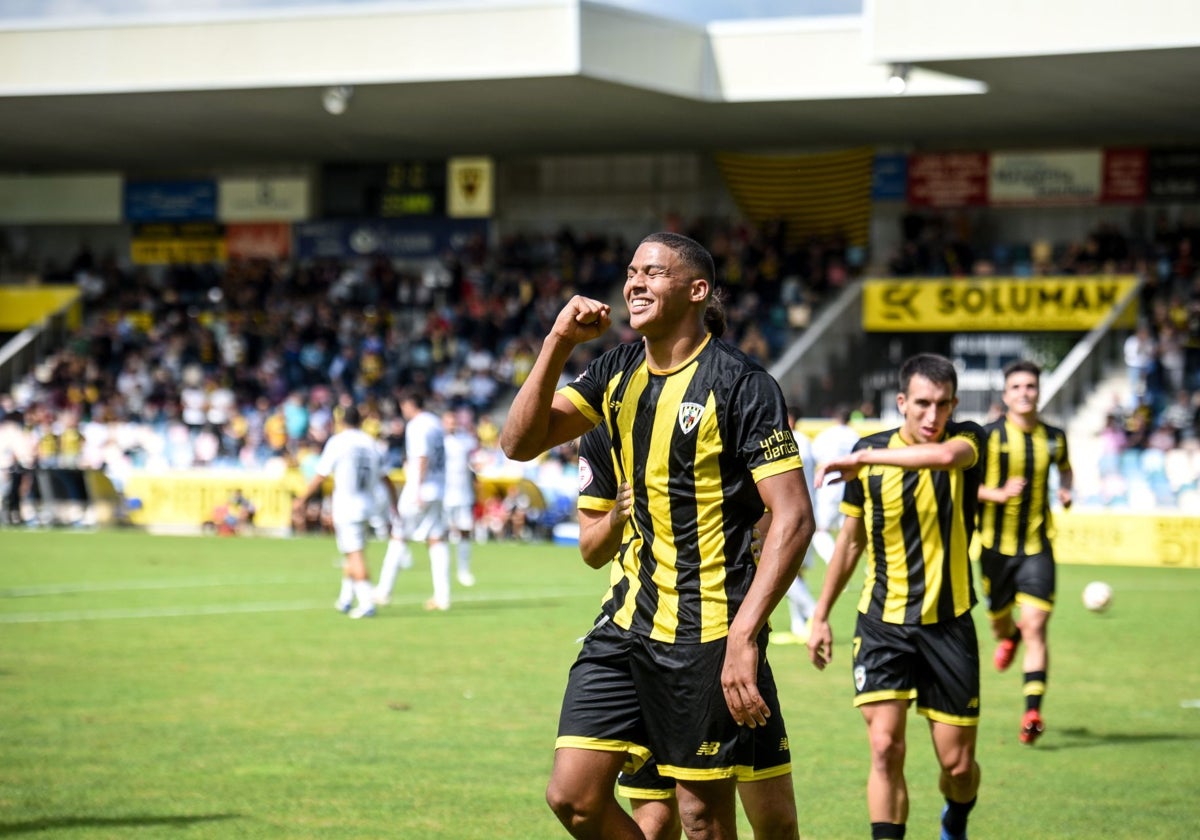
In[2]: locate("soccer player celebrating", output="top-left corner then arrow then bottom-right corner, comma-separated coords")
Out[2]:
976,359 -> 1073,745
502,231 -> 813,840
807,353 -> 984,840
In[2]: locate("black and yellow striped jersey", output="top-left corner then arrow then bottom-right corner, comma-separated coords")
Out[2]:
840,421 -> 983,625
562,334 -> 801,644
977,417 -> 1070,557
576,424 -> 631,606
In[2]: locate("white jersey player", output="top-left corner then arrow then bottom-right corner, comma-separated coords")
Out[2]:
777,420 -> 819,644
376,389 -> 452,610
809,406 -> 861,561
442,409 -> 479,587
300,405 -> 396,619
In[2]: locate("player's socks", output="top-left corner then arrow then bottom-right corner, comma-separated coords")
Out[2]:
429,541 -> 452,609
353,579 -> 375,609
455,539 -> 473,581
376,542 -> 412,601
337,577 -> 354,607
1023,670 -> 1046,711
940,796 -> 975,839
870,821 -> 905,839
385,537 -> 413,571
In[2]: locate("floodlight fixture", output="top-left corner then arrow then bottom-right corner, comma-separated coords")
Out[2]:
887,63 -> 911,95
322,85 -> 354,115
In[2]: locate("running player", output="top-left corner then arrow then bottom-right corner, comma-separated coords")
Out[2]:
976,359 -> 1073,745
807,353 -> 985,840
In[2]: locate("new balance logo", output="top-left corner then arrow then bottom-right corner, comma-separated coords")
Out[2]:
695,741 -> 720,756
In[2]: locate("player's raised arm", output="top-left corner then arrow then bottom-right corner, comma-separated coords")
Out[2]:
817,436 -> 978,487
500,296 -> 610,461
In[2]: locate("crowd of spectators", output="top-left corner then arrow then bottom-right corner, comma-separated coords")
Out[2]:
3,208 -> 1200,522
0,218 -> 857,525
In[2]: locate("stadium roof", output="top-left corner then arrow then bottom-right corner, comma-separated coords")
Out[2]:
0,0 -> 1198,173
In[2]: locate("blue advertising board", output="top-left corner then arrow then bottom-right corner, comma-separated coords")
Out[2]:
871,153 -> 908,201
125,180 -> 217,222
293,218 -> 489,260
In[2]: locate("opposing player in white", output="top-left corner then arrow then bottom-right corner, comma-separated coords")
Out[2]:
375,390 -> 451,610
809,406 -> 861,562
442,409 -> 479,588
300,405 -> 396,619
776,417 -> 819,644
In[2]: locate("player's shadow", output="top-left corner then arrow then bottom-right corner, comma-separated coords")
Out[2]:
0,814 -> 240,836
1038,726 -> 1200,751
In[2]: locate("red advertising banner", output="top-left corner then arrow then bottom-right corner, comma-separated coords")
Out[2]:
907,152 -> 989,207
226,222 -> 291,260
1102,148 -> 1148,203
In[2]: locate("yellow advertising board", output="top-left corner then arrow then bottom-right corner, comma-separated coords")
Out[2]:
0,287 -> 81,331
124,471 -> 308,530
862,276 -> 1138,332
131,238 -> 227,265
121,470 -> 542,531
1054,511 -> 1200,569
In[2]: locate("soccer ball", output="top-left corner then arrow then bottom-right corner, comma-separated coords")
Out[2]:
1082,581 -> 1113,612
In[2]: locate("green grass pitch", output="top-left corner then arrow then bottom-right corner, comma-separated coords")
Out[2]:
1,529 -> 1198,839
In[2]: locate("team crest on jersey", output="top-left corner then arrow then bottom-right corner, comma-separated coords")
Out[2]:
678,402 -> 704,434
578,457 -> 593,491
854,665 -> 867,691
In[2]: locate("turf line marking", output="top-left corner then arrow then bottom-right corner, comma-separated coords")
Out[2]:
0,587 -> 591,623
1,575 -> 328,598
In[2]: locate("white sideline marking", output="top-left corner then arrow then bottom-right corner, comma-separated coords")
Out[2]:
1181,699 -> 1200,709
1,575 -> 326,598
0,588 -> 589,624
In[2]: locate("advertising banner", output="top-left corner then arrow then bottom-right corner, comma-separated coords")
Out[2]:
1148,148 -> 1200,201
906,152 -> 989,207
131,222 -> 226,265
1101,148 -> 1148,203
226,222 -> 291,260
125,179 -> 217,222
862,275 -> 1139,332
871,153 -> 908,201
1056,511 -> 1200,568
989,150 -> 1102,205
293,218 -> 489,260
0,173 -> 122,224
218,176 -> 310,221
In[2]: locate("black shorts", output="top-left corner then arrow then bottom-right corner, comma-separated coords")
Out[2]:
616,658 -> 793,799
617,756 -> 675,801
558,614 -> 790,782
851,611 -> 980,726
979,546 -> 1056,616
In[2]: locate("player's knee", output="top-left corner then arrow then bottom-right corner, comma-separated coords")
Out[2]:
545,779 -> 597,830
940,751 -> 977,781
868,731 -> 906,773
745,801 -> 798,840
632,802 -> 682,840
